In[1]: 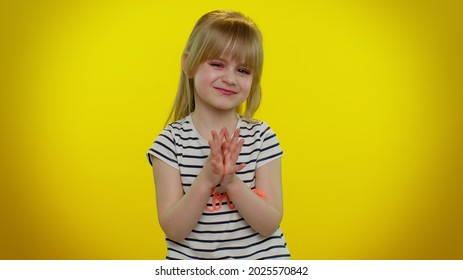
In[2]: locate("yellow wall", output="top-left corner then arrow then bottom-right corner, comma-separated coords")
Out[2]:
1,0 -> 462,259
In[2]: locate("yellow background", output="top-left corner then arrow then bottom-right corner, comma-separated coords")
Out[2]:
1,0 -> 462,259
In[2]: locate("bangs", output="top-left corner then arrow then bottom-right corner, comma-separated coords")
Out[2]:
202,27 -> 261,71
187,15 -> 263,75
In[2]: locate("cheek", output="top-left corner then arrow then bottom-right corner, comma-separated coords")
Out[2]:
195,71 -> 215,87
193,74 -> 208,93
241,78 -> 253,94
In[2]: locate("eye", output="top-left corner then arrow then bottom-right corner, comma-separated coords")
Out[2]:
208,61 -> 224,68
237,67 -> 252,75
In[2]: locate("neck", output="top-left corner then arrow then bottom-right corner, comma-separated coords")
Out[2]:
191,109 -> 239,141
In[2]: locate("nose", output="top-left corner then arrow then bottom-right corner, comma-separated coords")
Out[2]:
221,68 -> 237,85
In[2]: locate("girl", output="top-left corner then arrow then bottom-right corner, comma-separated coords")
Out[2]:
147,10 -> 290,260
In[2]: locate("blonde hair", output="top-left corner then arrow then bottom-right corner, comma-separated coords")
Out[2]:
166,10 -> 263,124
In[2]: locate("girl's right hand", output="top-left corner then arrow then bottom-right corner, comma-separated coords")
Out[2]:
200,128 -> 226,189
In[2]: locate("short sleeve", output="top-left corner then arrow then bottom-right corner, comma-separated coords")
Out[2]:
146,128 -> 179,170
256,122 -> 284,168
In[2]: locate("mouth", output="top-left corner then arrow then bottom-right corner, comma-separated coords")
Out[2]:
214,87 -> 237,96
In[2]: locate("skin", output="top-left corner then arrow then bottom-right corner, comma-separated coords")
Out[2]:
150,54 -> 284,242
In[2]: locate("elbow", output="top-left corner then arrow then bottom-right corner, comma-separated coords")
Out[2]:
165,232 -> 186,243
256,212 -> 283,237
160,221 -> 188,243
257,224 -> 281,237
258,230 -> 277,238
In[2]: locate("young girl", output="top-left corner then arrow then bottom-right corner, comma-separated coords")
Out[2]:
147,10 -> 290,260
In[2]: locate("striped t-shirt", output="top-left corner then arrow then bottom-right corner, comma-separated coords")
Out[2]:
147,114 -> 290,260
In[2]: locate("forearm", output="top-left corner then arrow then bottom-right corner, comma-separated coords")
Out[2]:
224,177 -> 283,236
160,175 -> 212,242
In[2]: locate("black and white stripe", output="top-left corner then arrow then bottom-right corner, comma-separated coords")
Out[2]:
147,115 -> 290,260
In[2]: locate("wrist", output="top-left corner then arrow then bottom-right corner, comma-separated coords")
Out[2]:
196,171 -> 219,192
220,174 -> 240,191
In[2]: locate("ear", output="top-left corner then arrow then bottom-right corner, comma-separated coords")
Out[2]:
182,52 -> 190,77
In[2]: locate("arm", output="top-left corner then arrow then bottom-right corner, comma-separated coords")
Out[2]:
150,128 -> 232,242
222,159 -> 283,236
220,129 -> 283,236
150,155 -> 211,242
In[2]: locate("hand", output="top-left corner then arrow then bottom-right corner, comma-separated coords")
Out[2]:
220,128 -> 246,188
203,127 -> 227,188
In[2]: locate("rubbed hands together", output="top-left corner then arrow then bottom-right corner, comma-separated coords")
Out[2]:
207,128 -> 246,189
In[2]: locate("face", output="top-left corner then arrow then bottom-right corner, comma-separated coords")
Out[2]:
192,55 -> 253,113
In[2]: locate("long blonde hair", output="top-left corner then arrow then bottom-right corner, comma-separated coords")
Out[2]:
166,10 -> 263,125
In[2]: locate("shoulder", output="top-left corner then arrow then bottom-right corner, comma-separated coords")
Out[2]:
158,116 -> 195,141
147,116 -> 193,168
239,118 -> 283,168
239,118 -> 279,140
164,116 -> 193,134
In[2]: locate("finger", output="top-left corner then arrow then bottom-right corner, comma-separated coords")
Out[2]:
209,132 -> 219,153
231,128 -> 240,146
211,129 -> 218,145
225,128 -> 237,153
221,141 -> 229,153
222,148 -> 232,174
222,127 -> 230,152
219,127 -> 231,152
224,127 -> 231,144
234,128 -> 241,138
208,140 -> 218,159
234,163 -> 246,173
209,133 -> 223,157
214,130 -> 223,148
213,129 -> 225,151
235,138 -> 244,151
230,129 -> 241,158
230,138 -> 245,162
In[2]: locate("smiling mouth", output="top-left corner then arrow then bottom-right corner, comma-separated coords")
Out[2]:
214,87 -> 236,96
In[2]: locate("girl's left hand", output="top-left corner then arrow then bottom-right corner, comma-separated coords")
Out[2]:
220,128 -> 246,188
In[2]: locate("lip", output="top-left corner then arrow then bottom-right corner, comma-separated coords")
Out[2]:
214,87 -> 236,96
